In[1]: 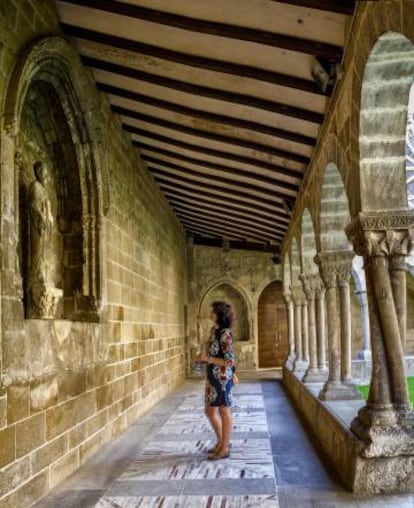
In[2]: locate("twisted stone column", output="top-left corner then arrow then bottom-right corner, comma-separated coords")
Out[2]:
316,252 -> 362,400
346,212 -> 414,456
283,291 -> 295,370
390,254 -> 407,352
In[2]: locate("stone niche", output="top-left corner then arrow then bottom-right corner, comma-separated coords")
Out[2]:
199,283 -> 254,370
18,80 -> 83,320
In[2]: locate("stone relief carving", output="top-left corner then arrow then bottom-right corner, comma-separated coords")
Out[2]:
27,160 -> 62,318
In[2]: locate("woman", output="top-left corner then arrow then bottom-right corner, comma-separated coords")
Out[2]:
197,301 -> 236,460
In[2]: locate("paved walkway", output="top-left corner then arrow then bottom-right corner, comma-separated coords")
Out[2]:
35,380 -> 414,507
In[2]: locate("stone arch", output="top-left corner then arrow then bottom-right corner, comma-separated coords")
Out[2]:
320,163 -> 351,252
198,279 -> 251,341
198,279 -> 254,369
359,31 -> 414,211
1,36 -> 110,319
301,208 -> 318,274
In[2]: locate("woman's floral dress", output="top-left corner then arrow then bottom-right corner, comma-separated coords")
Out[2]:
205,326 -> 236,407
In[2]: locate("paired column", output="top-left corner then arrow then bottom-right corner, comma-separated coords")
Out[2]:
292,291 -> 308,372
345,213 -> 414,455
316,252 -> 361,400
283,291 -> 295,370
301,274 -> 326,382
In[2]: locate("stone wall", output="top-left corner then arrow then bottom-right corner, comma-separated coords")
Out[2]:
0,1 -> 187,506
187,243 -> 282,372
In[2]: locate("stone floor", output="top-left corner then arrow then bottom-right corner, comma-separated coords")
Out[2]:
34,379 -> 414,508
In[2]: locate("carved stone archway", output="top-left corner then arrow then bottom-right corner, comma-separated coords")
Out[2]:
1,36 -> 110,323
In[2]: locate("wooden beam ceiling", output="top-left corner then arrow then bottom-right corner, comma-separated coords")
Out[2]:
61,0 -> 343,58
57,0 -> 353,249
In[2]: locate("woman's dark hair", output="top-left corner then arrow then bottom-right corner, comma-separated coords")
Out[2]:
211,301 -> 234,329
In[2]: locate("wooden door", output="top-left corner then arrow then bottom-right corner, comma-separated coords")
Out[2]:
258,281 -> 289,368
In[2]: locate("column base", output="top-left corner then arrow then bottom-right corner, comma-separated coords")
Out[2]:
284,354 -> 296,371
319,381 -> 363,401
303,368 -> 328,383
293,359 -> 308,373
351,406 -> 414,457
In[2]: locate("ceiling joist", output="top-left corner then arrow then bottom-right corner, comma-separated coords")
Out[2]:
62,24 -> 326,95
115,107 -> 310,165
138,143 -> 299,193
62,0 -> 343,58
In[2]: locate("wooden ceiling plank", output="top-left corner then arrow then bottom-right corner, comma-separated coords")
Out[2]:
165,192 -> 289,230
99,82 -> 320,139
138,143 -> 299,193
162,188 -> 290,225
156,178 -> 288,216
183,222 -> 243,241
179,215 -> 273,242
148,161 -> 290,203
176,209 -> 281,239
92,66 -> 323,127
129,129 -> 302,181
151,169 -> 291,215
62,24 -> 326,95
172,205 -> 285,238
115,108 -> 309,165
190,236 -> 280,252
61,0 -> 343,58
271,0 -> 355,16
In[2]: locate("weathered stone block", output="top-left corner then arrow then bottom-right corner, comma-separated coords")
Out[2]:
31,434 -> 68,475
15,470 -> 49,507
7,385 -> 29,424
68,421 -> 88,450
0,456 -> 30,497
0,426 -> 15,468
50,449 -> 79,488
16,413 -> 46,458
57,370 -> 87,403
30,376 -> 58,413
46,399 -> 76,441
0,397 -> 6,428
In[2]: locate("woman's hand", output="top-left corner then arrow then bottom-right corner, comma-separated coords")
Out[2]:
197,353 -> 210,363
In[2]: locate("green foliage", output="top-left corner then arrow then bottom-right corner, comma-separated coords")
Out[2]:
358,377 -> 414,407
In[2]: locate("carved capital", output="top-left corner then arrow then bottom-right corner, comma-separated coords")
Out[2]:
315,251 -> 353,289
283,291 -> 292,305
345,212 -> 414,258
299,273 -> 320,301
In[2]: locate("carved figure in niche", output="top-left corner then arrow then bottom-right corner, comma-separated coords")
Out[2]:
27,161 -> 62,318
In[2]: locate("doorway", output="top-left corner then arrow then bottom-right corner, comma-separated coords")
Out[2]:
258,281 -> 288,368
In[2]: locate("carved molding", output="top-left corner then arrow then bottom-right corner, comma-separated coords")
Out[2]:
345,212 -> 414,258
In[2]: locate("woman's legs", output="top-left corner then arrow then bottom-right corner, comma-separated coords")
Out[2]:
218,406 -> 232,453
205,406 -> 222,447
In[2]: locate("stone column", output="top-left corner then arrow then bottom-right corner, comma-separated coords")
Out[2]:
292,293 -> 306,372
315,282 -> 328,376
346,212 -> 414,456
317,252 -> 361,400
301,300 -> 309,364
356,290 -> 371,360
301,274 -> 324,382
337,256 -> 362,398
390,253 -> 407,352
283,291 -> 295,370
